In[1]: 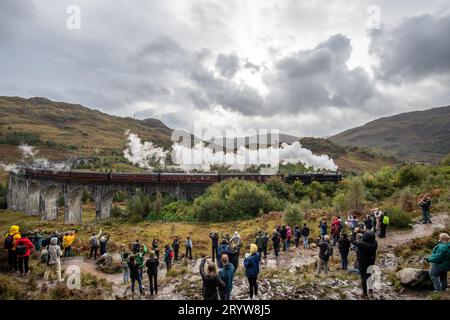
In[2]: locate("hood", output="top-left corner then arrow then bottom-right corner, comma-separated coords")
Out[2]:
363,231 -> 376,243
250,243 -> 258,255
9,225 -> 19,235
233,231 -> 240,238
50,237 -> 58,245
223,264 -> 231,271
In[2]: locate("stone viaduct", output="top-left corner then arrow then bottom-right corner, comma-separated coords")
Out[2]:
7,170 -> 211,225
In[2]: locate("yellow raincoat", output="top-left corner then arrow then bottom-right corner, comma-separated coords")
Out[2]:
5,225 -> 21,250
62,234 -> 75,249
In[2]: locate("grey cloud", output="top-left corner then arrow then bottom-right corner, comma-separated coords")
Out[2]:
264,34 -> 375,113
370,13 -> 450,82
215,53 -> 240,78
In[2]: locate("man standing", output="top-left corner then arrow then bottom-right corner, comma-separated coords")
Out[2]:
4,225 -> 21,272
185,236 -> 193,260
419,196 -> 432,224
172,236 -> 180,261
209,231 -> 219,262
301,223 -> 310,249
351,231 -> 378,299
426,233 -> 450,293
89,229 -> 102,259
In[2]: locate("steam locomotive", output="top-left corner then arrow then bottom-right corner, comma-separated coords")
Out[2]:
20,168 -> 342,184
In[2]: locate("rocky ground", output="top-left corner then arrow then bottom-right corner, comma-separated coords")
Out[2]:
32,212 -> 447,300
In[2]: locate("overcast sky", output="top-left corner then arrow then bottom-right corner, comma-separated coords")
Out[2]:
1,0 -> 449,137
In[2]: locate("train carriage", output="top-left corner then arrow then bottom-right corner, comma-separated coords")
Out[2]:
69,170 -> 109,182
109,172 -> 159,183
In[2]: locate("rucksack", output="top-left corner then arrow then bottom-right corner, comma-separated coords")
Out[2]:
169,250 -> 174,259
4,235 -> 14,249
40,246 -> 50,264
383,216 -> 390,225
15,243 -> 27,256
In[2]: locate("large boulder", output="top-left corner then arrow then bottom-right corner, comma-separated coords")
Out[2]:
396,268 -> 433,289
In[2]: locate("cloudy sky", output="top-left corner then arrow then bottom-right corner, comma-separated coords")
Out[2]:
1,0 -> 449,137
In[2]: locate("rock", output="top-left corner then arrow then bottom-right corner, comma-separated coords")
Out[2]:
310,243 -> 317,249
396,268 -> 433,289
104,254 -> 113,267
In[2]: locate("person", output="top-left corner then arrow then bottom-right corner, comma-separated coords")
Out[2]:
338,233 -> 351,270
31,229 -> 44,252
271,230 -> 281,257
62,231 -> 75,258
44,237 -> 63,283
280,225 -> 287,251
209,231 -> 220,262
294,225 -> 301,247
425,233 -> 449,293
351,231 -> 378,299
419,196 -> 432,224
89,229 -> 102,259
172,236 -> 180,261
135,247 -> 146,280
230,231 -> 242,251
379,212 -> 389,238
128,255 -> 144,295
164,245 -> 173,272
15,232 -> 34,276
319,219 -> 328,238
99,234 -> 110,256
132,239 -> 141,254
219,254 -> 235,300
350,232 -> 363,273
364,215 -> 373,231
331,220 -> 340,247
146,250 -> 159,295
347,215 -> 358,231
218,239 -> 231,268
255,231 -> 264,256
4,225 -> 21,272
244,244 -> 261,299
301,223 -> 310,249
229,243 -> 239,271
317,235 -> 332,275
199,258 -> 225,300
222,233 -> 231,243
262,232 -> 269,258
286,226 -> 292,251
185,236 -> 193,260
374,210 -> 382,235
151,238 -> 160,259
121,251 -> 130,284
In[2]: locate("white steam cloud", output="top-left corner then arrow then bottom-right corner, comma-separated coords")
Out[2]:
123,132 -> 338,172
123,131 -> 168,170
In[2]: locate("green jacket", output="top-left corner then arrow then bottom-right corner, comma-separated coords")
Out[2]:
427,242 -> 450,271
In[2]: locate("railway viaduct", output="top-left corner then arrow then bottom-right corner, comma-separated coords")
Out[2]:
7,171 -> 210,224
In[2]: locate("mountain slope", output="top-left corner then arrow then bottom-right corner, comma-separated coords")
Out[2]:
330,106 -> 450,164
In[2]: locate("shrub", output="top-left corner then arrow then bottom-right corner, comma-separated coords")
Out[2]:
346,178 -> 366,210
333,192 -> 349,213
396,165 -> 428,187
385,205 -> 412,228
307,181 -> 325,203
264,176 -> 294,200
292,180 -> 307,199
283,203 -> 304,227
193,179 -> 283,222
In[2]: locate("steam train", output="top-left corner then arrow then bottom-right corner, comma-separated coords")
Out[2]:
20,168 -> 342,184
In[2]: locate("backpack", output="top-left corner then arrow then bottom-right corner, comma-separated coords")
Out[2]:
16,243 -> 27,256
40,246 -> 50,264
383,216 -> 390,225
4,235 -> 14,249
169,250 -> 174,259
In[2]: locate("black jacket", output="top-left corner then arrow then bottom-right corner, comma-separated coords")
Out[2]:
351,232 -> 378,273
146,257 -> 159,274
272,233 -> 281,245
301,227 -> 310,237
209,233 -> 219,248
318,242 -> 331,260
199,259 -> 225,300
338,237 -> 351,255
128,261 -> 140,279
280,228 -> 287,240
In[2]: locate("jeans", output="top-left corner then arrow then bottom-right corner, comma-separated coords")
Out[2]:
64,246 -> 72,258
247,277 -> 258,298
8,250 -> 18,271
90,246 -> 99,259
422,209 -> 431,223
317,258 -> 329,274
185,247 -> 192,260
332,235 -> 339,247
131,276 -> 143,294
340,253 -> 349,270
286,239 -> 291,250
273,243 -> 279,257
302,236 -> 309,248
263,246 -> 268,258
18,255 -> 30,274
379,224 -> 386,238
123,268 -> 129,284
174,248 -> 179,261
148,272 -> 158,294
429,266 -> 448,292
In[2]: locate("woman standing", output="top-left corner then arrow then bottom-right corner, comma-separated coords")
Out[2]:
244,244 -> 261,299
146,250 -> 159,295
199,258 -> 225,300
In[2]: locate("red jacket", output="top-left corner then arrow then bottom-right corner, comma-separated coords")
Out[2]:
16,237 -> 34,257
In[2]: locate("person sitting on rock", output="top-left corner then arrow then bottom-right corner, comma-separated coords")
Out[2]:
426,233 -> 450,293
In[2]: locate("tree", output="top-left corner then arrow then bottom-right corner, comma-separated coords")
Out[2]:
307,181 -> 325,203
347,178 -> 365,210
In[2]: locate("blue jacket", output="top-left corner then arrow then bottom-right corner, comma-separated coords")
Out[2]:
219,263 -> 235,294
244,252 -> 260,278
